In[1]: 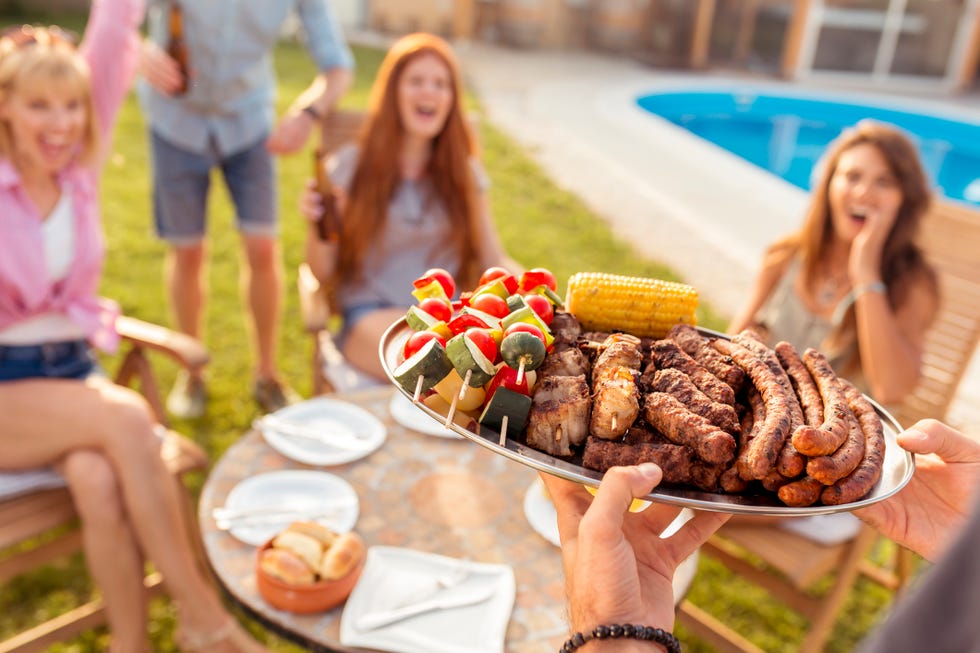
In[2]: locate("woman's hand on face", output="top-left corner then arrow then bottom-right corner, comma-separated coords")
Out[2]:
856,419 -> 980,561
848,206 -> 893,284
299,180 -> 324,224
541,465 -> 729,633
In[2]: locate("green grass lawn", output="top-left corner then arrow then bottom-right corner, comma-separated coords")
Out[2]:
0,10 -> 901,652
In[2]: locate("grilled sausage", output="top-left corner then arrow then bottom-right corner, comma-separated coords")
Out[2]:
650,367 -> 740,435
642,392 -> 736,465
734,333 -> 805,434
582,437 -> 694,482
668,324 -> 745,393
807,410 -> 865,484
649,339 -> 736,406
791,349 -> 851,456
777,476 -> 824,507
714,339 -> 793,480
775,341 -> 823,427
821,380 -> 886,505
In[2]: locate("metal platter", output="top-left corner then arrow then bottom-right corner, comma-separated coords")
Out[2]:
379,319 -> 914,516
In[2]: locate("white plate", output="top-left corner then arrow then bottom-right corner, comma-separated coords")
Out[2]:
522,478 -> 561,547
521,479 -> 699,603
222,470 -> 359,546
340,546 -> 515,653
389,392 -> 463,439
260,397 -> 386,466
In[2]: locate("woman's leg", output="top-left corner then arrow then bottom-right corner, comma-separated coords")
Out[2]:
59,450 -> 149,653
342,307 -> 408,379
0,377 -> 267,652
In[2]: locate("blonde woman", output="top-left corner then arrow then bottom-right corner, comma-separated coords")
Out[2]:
0,3 -> 267,651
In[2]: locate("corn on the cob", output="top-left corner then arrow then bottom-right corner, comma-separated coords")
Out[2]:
564,272 -> 698,338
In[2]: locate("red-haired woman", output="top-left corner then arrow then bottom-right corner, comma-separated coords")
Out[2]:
301,32 -> 516,380
730,120 -> 939,404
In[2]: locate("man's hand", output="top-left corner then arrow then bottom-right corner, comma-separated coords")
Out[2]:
139,39 -> 187,96
267,110 -> 315,155
856,419 -> 980,561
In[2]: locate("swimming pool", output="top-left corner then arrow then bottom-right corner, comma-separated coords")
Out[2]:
636,89 -> 980,206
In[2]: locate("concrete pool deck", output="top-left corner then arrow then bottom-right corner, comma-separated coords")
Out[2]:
455,41 -> 980,435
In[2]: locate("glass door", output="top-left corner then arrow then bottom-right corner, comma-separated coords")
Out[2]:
798,0 -> 978,86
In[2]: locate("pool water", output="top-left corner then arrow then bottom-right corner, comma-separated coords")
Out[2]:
636,90 -> 980,206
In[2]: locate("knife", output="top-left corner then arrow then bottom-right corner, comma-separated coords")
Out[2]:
354,584 -> 497,631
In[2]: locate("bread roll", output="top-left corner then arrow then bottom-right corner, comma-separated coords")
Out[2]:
272,530 -> 323,570
318,531 -> 365,581
285,521 -> 337,548
260,548 -> 316,585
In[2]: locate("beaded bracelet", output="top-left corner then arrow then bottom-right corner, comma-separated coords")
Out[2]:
560,624 -> 681,653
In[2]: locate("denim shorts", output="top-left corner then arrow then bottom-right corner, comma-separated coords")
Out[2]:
150,130 -> 278,245
0,340 -> 96,382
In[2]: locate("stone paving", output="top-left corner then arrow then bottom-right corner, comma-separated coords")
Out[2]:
455,41 -> 980,435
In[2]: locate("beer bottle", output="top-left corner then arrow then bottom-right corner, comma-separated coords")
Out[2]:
166,2 -> 190,96
313,148 -> 341,242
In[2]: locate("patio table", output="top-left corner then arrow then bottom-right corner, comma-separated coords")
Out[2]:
198,386 -> 696,652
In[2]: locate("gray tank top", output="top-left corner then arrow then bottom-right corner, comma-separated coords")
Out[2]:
328,144 -> 488,312
757,257 -> 865,392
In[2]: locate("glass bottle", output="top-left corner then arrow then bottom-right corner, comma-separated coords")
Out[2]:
313,148 -> 340,242
166,2 -> 190,96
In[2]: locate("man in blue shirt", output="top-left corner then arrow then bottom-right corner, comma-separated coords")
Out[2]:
139,0 -> 354,416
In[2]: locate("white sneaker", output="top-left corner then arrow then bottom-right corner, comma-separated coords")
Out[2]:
166,371 -> 207,419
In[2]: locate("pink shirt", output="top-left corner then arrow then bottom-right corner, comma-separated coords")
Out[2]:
0,0 -> 144,351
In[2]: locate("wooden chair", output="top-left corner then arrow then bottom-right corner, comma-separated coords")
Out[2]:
677,199 -> 980,653
0,317 -> 210,653
297,109 -> 376,395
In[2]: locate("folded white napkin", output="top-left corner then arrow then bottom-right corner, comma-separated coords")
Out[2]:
340,546 -> 515,653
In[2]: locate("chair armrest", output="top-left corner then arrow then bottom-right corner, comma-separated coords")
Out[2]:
115,315 -> 209,373
298,262 -> 332,334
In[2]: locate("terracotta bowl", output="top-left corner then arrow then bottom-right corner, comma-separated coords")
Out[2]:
255,539 -> 364,614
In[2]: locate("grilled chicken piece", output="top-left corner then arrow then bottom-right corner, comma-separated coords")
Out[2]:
539,347 -> 590,379
550,311 -> 582,350
525,375 -> 591,457
590,338 -> 642,440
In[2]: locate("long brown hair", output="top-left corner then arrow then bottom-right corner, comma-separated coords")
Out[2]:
776,120 -> 938,368
338,32 -> 479,287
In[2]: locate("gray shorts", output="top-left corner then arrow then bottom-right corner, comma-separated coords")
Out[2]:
150,130 -> 278,245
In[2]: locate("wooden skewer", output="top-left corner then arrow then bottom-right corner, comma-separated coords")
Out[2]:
445,389 -> 460,428
413,375 -> 424,403
610,415 -> 618,432
516,359 -> 526,385
459,369 -> 473,399
498,415 -> 509,446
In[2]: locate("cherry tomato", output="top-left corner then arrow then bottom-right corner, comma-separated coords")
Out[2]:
523,294 -> 554,326
466,328 -> 498,363
403,330 -> 446,360
502,321 -> 546,345
518,267 -> 558,293
478,266 -> 519,295
485,365 -> 530,401
418,297 -> 452,323
468,293 -> 510,319
421,268 -> 455,299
